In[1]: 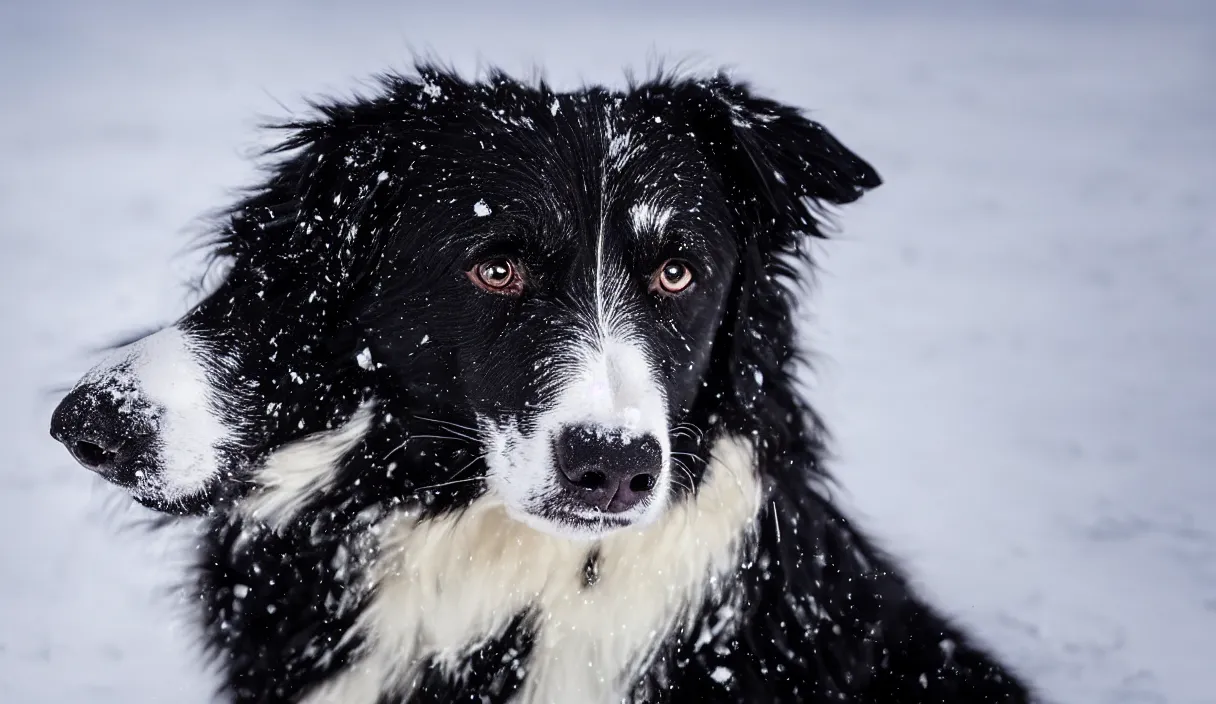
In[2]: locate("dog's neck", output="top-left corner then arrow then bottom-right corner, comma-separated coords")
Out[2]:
250,432 -> 762,704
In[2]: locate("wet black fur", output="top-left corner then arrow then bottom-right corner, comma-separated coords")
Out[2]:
136,65 -> 1033,702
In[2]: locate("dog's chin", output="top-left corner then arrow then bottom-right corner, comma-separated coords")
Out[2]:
503,502 -> 659,541
125,474 -> 219,516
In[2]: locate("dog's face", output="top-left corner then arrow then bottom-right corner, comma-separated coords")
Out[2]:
50,69 -> 878,536
362,115 -> 740,537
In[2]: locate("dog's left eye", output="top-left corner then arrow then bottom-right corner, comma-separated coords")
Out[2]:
651,259 -> 695,296
468,258 -> 524,295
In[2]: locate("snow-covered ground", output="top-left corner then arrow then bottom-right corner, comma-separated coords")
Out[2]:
2,1 -> 1213,702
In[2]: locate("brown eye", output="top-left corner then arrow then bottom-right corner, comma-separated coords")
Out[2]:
468,258 -> 524,295
652,259 -> 695,296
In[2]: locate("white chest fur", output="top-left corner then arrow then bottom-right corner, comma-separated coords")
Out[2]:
301,435 -> 761,704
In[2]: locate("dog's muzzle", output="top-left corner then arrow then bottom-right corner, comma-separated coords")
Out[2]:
48,326 -> 231,510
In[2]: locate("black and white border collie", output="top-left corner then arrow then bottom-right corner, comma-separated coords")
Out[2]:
50,65 -> 1034,703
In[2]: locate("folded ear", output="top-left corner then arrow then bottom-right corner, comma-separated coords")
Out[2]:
689,75 -> 881,241
648,75 -> 881,444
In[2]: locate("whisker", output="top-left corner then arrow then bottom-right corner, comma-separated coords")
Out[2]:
383,430 -> 477,461
412,476 -> 485,493
413,413 -> 477,430
414,414 -> 482,437
438,428 -> 480,443
672,421 -> 705,443
671,458 -> 699,498
384,438 -> 410,461
407,434 -> 474,444
445,453 -> 486,483
415,422 -> 480,442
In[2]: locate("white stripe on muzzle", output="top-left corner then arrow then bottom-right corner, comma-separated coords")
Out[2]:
76,325 -> 232,504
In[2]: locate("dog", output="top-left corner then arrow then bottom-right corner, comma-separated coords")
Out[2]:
50,65 -> 1034,703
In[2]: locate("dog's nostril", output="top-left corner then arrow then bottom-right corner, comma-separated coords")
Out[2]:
70,439 -> 118,469
629,473 -> 655,493
573,470 -> 607,490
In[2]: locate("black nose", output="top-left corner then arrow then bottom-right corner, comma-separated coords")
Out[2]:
50,382 -> 155,482
554,425 -> 662,513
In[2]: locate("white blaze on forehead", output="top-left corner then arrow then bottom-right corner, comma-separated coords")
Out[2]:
478,117 -> 675,538
78,325 -> 232,503
564,335 -> 666,436
595,118 -> 641,338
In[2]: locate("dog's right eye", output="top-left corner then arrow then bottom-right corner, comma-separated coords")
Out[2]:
650,259 -> 696,296
468,258 -> 524,295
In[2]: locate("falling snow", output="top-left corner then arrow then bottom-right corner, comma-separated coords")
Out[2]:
3,5 -> 1214,704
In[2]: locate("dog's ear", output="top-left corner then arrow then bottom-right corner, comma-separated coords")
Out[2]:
683,75 -> 881,241
666,76 -> 881,445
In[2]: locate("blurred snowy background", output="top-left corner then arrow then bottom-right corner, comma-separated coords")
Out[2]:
1,0 -> 1213,701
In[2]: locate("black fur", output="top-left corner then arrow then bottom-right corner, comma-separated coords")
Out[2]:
66,64 -> 1035,702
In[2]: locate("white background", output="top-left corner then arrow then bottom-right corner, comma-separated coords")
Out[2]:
1,1 -> 1213,702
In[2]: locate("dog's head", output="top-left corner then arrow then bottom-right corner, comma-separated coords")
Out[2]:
50,67 -> 878,536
